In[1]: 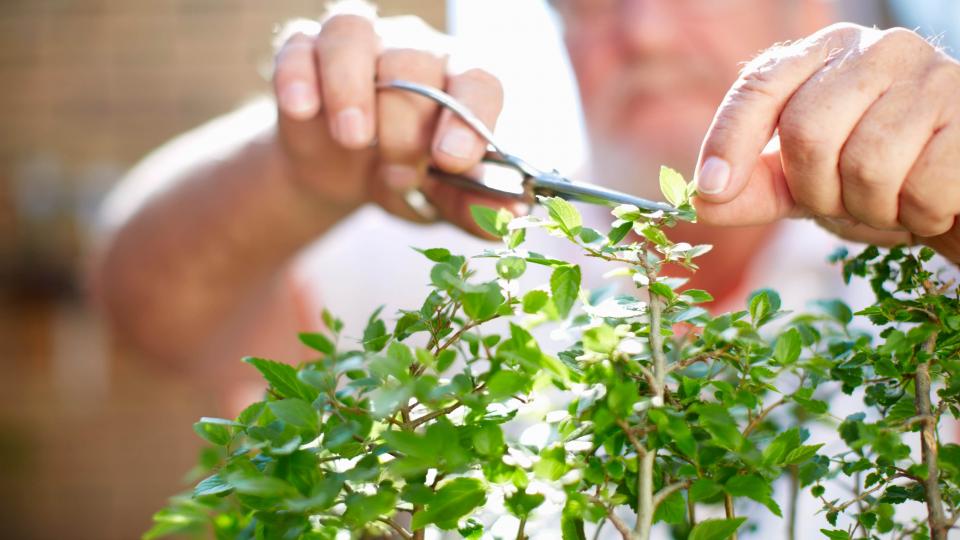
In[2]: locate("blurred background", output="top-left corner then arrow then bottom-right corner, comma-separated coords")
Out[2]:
1,0 -> 958,539
0,2 -> 448,539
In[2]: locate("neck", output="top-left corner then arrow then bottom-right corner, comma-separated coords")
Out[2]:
666,222 -> 779,310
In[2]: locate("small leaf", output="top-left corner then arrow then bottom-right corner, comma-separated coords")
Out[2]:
774,328 -> 801,364
298,332 -> 334,355
268,398 -> 318,432
414,247 -> 451,262
522,290 -> 549,314
551,265 -> 581,318
689,518 -> 747,540
496,256 -> 527,280
583,325 -> 617,355
541,196 -> 582,237
659,166 -> 688,207
243,357 -> 318,402
411,478 -> 487,530
470,205 -> 507,237
487,370 -> 528,400
193,421 -> 231,446
362,308 -> 390,352
782,444 -> 824,465
462,282 -> 504,321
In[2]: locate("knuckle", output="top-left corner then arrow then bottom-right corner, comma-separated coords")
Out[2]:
839,146 -> 888,191
899,190 -> 953,236
779,107 -> 832,163
378,48 -> 444,77
322,13 -> 375,34
457,68 -> 504,101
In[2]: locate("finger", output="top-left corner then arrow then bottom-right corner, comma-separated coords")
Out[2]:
921,219 -> 960,264
695,23 -> 862,204
316,14 -> 380,149
839,77 -> 941,230
900,123 -> 960,238
421,169 -> 530,238
431,68 -> 504,174
274,33 -> 321,120
813,217 -> 913,246
376,48 -> 447,192
694,139 -> 805,226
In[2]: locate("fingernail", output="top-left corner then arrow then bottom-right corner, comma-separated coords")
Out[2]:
438,128 -> 476,160
697,156 -> 730,195
280,82 -> 318,118
335,107 -> 368,147
383,165 -> 419,191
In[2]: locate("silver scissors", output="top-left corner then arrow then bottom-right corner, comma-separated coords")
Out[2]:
377,80 -> 678,214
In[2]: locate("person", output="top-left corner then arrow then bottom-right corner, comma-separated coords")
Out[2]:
92,0 -> 960,401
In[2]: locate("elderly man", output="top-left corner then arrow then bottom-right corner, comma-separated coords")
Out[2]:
94,0 -> 959,390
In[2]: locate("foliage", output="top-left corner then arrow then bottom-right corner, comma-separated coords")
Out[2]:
146,167 -> 959,540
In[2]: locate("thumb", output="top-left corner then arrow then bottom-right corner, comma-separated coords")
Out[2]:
694,25 -> 855,205
693,144 -> 802,226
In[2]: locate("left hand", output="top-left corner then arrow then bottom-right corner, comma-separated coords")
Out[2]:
693,23 -> 960,263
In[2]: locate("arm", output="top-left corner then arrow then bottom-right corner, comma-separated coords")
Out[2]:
92,14 -> 520,368
92,99 -> 360,365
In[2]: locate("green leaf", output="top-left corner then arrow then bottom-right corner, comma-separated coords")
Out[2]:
725,474 -> 781,516
654,489 -> 686,524
496,256 -> 527,280
472,423 -> 505,457
820,530 -> 851,540
343,489 -> 398,528
470,205 -> 508,237
487,370 -> 528,400
267,398 -> 318,432
774,328 -> 802,364
551,265 -> 581,318
689,518 -> 747,540
583,325 -> 617,355
411,478 -> 487,530
243,357 -> 318,402
193,420 -> 231,446
608,221 -> 632,244
814,299 -> 853,325
298,332 -> 334,355
194,474 -> 232,497
782,444 -> 824,465
761,428 -> 801,466
541,196 -> 582,237
689,478 -> 723,502
415,247 -> 451,262
505,489 -> 545,519
227,473 -> 296,498
462,282 -> 504,321
522,290 -> 549,314
362,309 -> 390,352
659,166 -> 688,207
681,289 -> 714,304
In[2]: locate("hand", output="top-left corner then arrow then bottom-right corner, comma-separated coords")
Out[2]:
272,14 -> 524,235
693,23 -> 960,263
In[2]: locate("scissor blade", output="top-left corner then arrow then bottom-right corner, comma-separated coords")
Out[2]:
530,172 -> 678,213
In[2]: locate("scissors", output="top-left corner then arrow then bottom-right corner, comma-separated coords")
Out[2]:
377,80 -> 678,215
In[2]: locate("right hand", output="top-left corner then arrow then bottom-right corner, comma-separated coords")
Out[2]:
272,14 -> 526,235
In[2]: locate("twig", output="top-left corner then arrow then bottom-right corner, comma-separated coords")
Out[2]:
725,494 -> 737,540
916,331 -> 948,540
652,480 -> 692,508
377,518 -> 413,540
742,397 -> 786,438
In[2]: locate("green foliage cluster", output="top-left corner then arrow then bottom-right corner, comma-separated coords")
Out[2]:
146,167 -> 959,540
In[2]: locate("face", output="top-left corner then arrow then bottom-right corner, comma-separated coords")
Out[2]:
557,0 -> 831,196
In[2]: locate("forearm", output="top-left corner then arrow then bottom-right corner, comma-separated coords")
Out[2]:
93,100 -> 369,363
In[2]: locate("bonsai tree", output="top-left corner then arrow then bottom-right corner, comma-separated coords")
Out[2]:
145,168 -> 959,540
